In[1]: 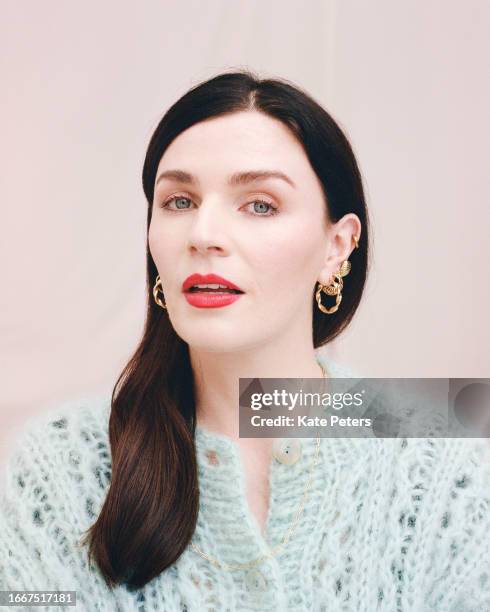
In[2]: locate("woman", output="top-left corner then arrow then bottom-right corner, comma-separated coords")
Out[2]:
1,70 -> 489,611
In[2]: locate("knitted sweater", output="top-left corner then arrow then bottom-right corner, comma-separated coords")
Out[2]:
1,356 -> 490,612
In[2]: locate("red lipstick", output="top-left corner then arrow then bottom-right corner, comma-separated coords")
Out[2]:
182,273 -> 243,292
182,273 -> 244,309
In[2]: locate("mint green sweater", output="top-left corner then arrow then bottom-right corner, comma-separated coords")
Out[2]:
1,356 -> 490,611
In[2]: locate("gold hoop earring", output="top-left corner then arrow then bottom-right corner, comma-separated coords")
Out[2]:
153,274 -> 167,310
316,260 -> 352,314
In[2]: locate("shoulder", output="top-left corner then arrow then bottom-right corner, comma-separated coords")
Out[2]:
399,437 -> 490,607
1,392 -> 112,501
316,352 -> 359,379
0,393 -> 113,591
316,351 -> 490,513
5,392 -> 111,457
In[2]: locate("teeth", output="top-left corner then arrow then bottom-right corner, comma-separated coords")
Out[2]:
193,283 -> 231,290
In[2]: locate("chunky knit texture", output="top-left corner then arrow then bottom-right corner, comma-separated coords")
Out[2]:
1,354 -> 490,611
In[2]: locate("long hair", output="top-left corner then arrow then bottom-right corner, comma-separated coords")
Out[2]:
80,69 -> 371,590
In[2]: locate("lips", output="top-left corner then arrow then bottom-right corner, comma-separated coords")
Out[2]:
182,273 -> 244,293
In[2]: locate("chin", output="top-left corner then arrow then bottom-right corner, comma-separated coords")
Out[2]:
186,341 -> 242,354
178,329 -> 262,354
172,323 -> 236,348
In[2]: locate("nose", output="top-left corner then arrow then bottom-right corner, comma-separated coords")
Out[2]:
186,198 -> 230,255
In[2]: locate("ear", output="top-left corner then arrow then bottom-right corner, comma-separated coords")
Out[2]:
317,214 -> 362,285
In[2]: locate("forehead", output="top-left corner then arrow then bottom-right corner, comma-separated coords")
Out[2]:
156,111 -> 311,179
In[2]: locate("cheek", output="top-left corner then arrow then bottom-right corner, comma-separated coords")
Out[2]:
148,219 -> 179,263
250,220 -> 323,294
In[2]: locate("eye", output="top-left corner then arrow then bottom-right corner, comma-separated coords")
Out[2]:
160,195 -> 193,211
244,199 -> 279,217
159,195 -> 279,217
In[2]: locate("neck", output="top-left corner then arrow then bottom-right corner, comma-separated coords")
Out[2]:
190,343 -> 326,441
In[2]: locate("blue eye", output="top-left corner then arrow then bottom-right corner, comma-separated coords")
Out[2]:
248,200 -> 279,216
161,196 -> 192,210
160,196 -> 279,217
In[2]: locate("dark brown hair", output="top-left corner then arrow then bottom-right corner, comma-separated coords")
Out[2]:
80,69 -> 371,590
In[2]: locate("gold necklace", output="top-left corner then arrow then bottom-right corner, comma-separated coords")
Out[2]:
190,363 -> 328,571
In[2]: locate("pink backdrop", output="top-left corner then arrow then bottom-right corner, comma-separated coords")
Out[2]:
2,0 -> 489,466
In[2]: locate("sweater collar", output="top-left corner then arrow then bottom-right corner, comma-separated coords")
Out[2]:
188,354 -> 353,570
192,351 -> 338,467
192,424 -> 322,571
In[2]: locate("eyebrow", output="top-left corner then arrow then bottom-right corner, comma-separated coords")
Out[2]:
155,169 -> 297,189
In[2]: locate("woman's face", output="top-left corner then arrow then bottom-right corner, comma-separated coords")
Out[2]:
148,110 -> 341,353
